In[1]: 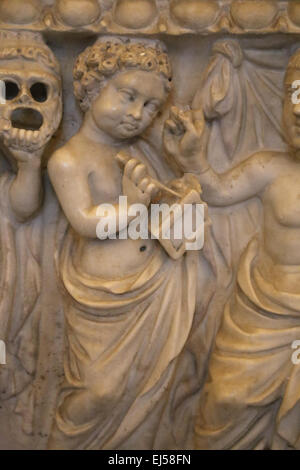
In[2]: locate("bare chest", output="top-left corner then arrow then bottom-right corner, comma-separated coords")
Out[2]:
80,141 -> 123,204
88,162 -> 122,204
265,173 -> 300,226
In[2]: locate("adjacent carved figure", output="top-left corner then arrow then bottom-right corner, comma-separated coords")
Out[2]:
0,30 -> 62,434
164,48 -> 300,450
2,5 -> 300,451
47,36 -> 202,450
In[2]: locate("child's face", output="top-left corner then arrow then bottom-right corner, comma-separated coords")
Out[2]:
283,69 -> 300,151
90,69 -> 168,140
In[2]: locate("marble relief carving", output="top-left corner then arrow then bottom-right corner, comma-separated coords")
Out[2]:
3,1 -> 300,34
0,30 -> 62,439
165,48 -> 300,449
1,0 -> 300,451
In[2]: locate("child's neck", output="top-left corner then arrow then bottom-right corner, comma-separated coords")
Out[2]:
80,111 -> 129,148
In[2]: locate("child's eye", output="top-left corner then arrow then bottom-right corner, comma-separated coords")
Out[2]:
144,101 -> 158,113
120,89 -> 135,102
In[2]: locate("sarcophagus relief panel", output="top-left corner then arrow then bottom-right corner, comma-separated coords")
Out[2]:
0,1 -> 299,451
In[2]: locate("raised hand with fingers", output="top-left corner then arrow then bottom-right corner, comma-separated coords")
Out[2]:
121,157 -> 159,207
163,106 -> 209,174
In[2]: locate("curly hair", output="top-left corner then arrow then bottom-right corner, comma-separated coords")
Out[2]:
0,31 -> 61,78
73,37 -> 172,112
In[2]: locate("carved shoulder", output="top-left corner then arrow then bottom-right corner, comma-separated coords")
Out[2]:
48,144 -> 78,183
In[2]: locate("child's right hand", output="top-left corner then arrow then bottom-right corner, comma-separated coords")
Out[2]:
163,106 -> 208,174
122,158 -> 159,207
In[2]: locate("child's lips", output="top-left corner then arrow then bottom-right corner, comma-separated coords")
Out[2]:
121,120 -> 139,132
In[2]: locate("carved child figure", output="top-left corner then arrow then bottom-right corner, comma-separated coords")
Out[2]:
48,37 -> 200,449
0,30 -> 62,433
164,49 -> 300,450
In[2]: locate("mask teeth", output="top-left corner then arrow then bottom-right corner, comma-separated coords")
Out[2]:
7,126 -> 44,150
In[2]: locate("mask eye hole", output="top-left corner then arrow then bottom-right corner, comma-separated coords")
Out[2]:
30,82 -> 48,103
4,81 -> 19,100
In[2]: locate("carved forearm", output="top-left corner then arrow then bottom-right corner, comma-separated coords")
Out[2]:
9,162 -> 43,221
196,167 -> 236,207
196,153 -> 270,207
74,203 -> 142,239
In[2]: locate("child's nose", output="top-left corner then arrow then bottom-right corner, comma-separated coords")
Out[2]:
128,100 -> 143,120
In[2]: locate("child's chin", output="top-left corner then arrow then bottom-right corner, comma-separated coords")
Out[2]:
118,129 -> 141,139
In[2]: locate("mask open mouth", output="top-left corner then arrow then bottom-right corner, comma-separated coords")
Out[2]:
11,108 -> 43,131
